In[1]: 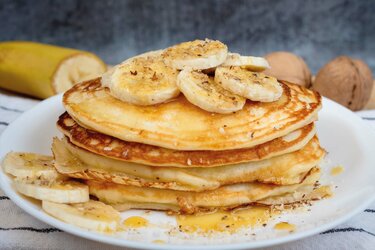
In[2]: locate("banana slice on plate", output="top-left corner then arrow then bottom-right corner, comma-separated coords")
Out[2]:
14,178 -> 89,203
222,53 -> 270,71
162,39 -> 228,70
42,200 -> 120,232
215,66 -> 283,102
102,51 -> 180,106
2,152 -> 59,180
177,69 -> 246,114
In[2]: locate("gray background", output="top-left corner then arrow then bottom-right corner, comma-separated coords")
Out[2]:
1,0 -> 374,74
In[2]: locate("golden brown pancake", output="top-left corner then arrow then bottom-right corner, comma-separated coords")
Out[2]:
86,167 -> 331,214
57,112 -> 316,167
111,186 -> 332,214
63,78 -> 321,151
52,136 -> 325,191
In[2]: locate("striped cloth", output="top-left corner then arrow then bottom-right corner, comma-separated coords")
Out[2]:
0,88 -> 374,250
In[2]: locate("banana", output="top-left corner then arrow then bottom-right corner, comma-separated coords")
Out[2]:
14,178 -> 89,203
221,53 -> 270,71
215,66 -> 283,102
101,50 -> 162,87
0,41 -> 106,99
2,152 -> 59,180
177,69 -> 246,114
201,53 -> 269,75
42,200 -> 120,232
3,152 -> 89,203
101,50 -> 163,89
162,39 -> 228,70
102,50 -> 180,105
101,65 -> 117,88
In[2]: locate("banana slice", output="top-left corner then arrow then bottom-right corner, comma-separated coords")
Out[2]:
103,51 -> 180,105
177,69 -> 246,114
162,39 -> 228,70
215,66 -> 283,102
101,50 -> 163,88
101,65 -> 116,88
14,178 -> 89,203
222,53 -> 270,71
42,200 -> 120,232
2,152 -> 59,180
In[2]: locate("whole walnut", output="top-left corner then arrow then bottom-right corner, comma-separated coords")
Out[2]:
312,56 -> 373,111
264,52 -> 312,87
365,82 -> 375,109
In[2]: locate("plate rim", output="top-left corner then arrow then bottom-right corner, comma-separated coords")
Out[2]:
1,94 -> 375,250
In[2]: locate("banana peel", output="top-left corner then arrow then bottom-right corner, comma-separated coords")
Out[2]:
0,41 -> 107,99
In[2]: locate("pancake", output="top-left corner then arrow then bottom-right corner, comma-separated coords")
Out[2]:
63,78 -> 321,151
52,136 -> 325,191
256,186 -> 332,206
87,168 -> 331,214
57,112 -> 316,167
111,186 -> 332,213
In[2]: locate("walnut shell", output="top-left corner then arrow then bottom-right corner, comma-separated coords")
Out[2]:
312,56 -> 373,111
264,52 -> 311,87
364,81 -> 375,109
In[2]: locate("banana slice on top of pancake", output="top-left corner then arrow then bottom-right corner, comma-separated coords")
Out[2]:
177,69 -> 246,114
215,66 -> 283,102
102,51 -> 180,106
221,53 -> 270,71
162,39 -> 228,70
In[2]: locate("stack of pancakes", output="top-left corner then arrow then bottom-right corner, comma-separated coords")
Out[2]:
52,77 -> 331,214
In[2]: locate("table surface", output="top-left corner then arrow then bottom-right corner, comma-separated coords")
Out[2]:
0,88 -> 374,250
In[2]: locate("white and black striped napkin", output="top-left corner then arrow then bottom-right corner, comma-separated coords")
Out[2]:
0,89 -> 374,250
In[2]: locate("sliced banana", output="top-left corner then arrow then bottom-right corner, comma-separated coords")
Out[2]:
14,178 -> 89,203
177,69 -> 246,114
222,53 -> 270,71
162,39 -> 228,70
215,66 -> 283,102
42,200 -> 120,232
101,65 -> 116,88
2,152 -> 59,180
102,51 -> 180,106
101,50 -> 163,88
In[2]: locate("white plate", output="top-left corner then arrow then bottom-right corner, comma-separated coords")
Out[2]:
1,95 -> 375,250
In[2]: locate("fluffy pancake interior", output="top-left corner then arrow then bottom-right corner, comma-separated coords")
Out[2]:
87,168 -> 330,214
63,78 -> 321,150
57,112 -> 317,168
52,136 -> 325,191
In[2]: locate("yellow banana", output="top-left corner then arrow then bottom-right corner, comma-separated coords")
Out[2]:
0,41 -> 106,98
